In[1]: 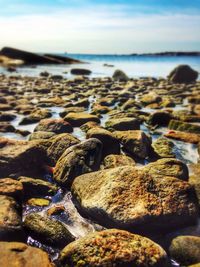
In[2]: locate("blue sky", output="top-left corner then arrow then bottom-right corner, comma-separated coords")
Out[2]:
0,0 -> 200,53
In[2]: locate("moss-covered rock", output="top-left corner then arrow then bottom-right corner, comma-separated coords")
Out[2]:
64,112 -> 100,127
27,198 -> 50,207
34,118 -> 73,134
169,120 -> 200,134
148,111 -> 173,127
114,130 -> 151,159
106,117 -> 140,131
151,137 -> 175,158
24,213 -> 74,247
19,109 -> 52,125
169,236 -> 200,265
0,242 -> 54,267
59,229 -> 169,267
144,158 -> 189,181
103,154 -> 135,169
53,138 -> 102,187
164,130 -> 200,144
112,69 -> 129,82
0,178 -> 23,200
189,163 -> 200,206
29,131 -> 56,141
72,166 -> 198,232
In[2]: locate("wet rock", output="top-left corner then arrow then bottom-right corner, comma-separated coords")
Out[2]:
0,112 -> 16,122
0,122 -> 15,132
151,137 -> 175,158
47,205 -> 65,216
106,117 -> 140,131
71,68 -> 92,75
24,213 -> 74,247
19,177 -> 58,198
168,65 -> 198,83
0,195 -> 23,241
164,130 -> 200,144
169,119 -> 200,134
140,92 -> 162,106
114,130 -> 151,159
34,118 -> 73,134
19,109 -> 52,125
0,178 -> 23,200
148,111 -> 173,126
72,166 -> 198,232
80,121 -> 100,132
86,128 -> 120,158
54,138 -> 102,187
0,241 -> 54,267
40,71 -> 50,77
29,131 -> 56,141
50,75 -> 63,81
47,133 -> 80,165
0,103 -> 12,111
0,137 -> 48,178
189,164 -> 200,206
144,158 -> 189,181
59,229 -> 169,267
91,103 -> 111,114
27,198 -> 50,207
74,98 -> 90,108
112,69 -> 129,82
15,129 -> 31,137
169,236 -> 200,266
103,154 -> 135,169
59,107 -> 86,118
64,112 -> 100,127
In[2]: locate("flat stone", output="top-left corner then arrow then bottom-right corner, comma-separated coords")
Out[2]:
64,112 -> 100,127
34,118 -> 73,134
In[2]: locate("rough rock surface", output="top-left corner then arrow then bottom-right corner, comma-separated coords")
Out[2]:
168,64 -> 198,83
34,118 -> 73,134
112,69 -> 129,82
54,138 -> 102,186
103,154 -> 135,169
64,112 -> 100,127
151,137 -> 175,158
106,117 -> 140,131
169,236 -> 200,266
59,229 -> 169,267
0,241 -> 54,267
0,178 -> 23,200
24,213 -> 74,247
72,166 -> 198,232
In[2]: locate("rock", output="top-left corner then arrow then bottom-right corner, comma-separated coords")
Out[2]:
72,166 -> 198,232
80,121 -> 100,133
70,68 -> 92,75
188,264 -> 200,267
114,130 -> 151,159
169,236 -> 200,266
40,71 -> 50,77
0,242 -> 54,267
144,158 -> 189,181
50,75 -> 63,81
151,137 -> 175,158
60,107 -> 86,118
47,133 -> 80,165
59,229 -> 169,267
148,111 -> 173,127
0,195 -> 23,241
0,137 -> 48,178
189,164 -> 200,206
27,198 -> 50,207
86,128 -> 120,158
64,112 -> 100,127
103,154 -> 135,169
24,213 -> 74,247
0,178 -> 23,200
0,112 -> 16,122
19,109 -> 52,125
74,98 -> 90,108
29,131 -> 56,141
34,118 -> 73,134
168,65 -> 198,83
19,177 -> 58,198
47,205 -> 65,216
54,138 -> 102,187
140,92 -> 162,106
112,69 -> 129,82
105,117 -> 140,131
0,122 -> 15,133
168,120 -> 200,134
164,130 -> 200,144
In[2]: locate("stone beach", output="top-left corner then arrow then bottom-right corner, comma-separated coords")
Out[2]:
0,63 -> 200,266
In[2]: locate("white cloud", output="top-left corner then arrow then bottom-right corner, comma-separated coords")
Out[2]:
0,5 -> 200,53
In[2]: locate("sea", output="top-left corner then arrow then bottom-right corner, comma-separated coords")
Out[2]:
1,53 -> 200,79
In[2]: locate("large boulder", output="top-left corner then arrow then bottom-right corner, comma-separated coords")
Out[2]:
72,166 -> 198,232
64,112 -> 100,127
0,242 -> 54,267
114,130 -> 151,159
169,236 -> 200,266
59,229 -> 169,267
0,137 -> 48,178
112,69 -> 129,82
0,195 -> 23,241
86,128 -> 120,158
24,213 -> 74,248
54,138 -> 102,186
168,65 -> 198,83
34,118 -> 73,134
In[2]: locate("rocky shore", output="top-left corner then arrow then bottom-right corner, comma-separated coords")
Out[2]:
0,64 -> 200,266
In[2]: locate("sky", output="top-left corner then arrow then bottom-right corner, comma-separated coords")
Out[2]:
0,0 -> 200,54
